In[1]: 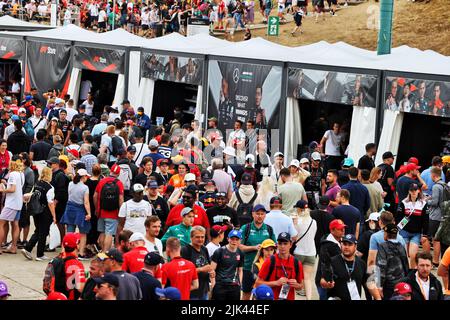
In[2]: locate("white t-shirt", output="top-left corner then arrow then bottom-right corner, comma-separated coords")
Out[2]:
323,130 -> 343,156
11,82 -> 20,93
79,80 -> 92,101
141,11 -> 150,25
144,238 -> 163,256
89,3 -> 99,16
118,199 -> 152,235
133,143 -> 151,167
264,210 -> 298,239
65,106 -> 78,122
293,216 -> 317,256
5,171 -> 25,211
206,242 -> 221,258
30,116 -> 47,137
81,100 -> 94,116
98,9 -> 107,22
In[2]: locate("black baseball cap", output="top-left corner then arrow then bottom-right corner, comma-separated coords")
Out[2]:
382,151 -> 395,160
98,248 -> 123,263
277,232 -> 291,243
93,273 -> 120,287
317,195 -> 330,210
294,200 -> 308,209
127,145 -> 137,153
201,170 -> 213,182
270,196 -> 282,205
241,173 -> 253,185
144,252 -> 164,266
383,223 -> 399,235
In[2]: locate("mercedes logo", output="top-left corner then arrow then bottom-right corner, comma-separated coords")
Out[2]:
233,68 -> 240,84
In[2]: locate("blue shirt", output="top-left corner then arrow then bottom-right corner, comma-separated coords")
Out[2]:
332,204 -> 361,235
369,229 -> 406,250
143,152 -> 165,171
341,180 -> 371,223
421,167 -> 445,196
91,122 -> 107,137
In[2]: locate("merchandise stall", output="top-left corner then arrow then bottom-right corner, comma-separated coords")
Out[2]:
0,33 -> 24,98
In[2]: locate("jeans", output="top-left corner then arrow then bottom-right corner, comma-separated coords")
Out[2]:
25,212 -> 53,258
191,293 -> 209,300
234,13 -> 245,29
316,284 -> 328,300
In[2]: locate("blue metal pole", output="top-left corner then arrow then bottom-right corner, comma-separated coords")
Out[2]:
377,0 -> 394,55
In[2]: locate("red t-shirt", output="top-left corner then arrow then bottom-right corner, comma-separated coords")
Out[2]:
162,256 -> 198,300
122,246 -> 148,273
63,252 -> 86,300
258,254 -> 304,301
95,177 -> 124,219
166,204 -> 210,229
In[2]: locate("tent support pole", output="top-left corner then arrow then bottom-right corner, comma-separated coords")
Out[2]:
375,70 -> 385,146
124,48 -> 130,103
278,63 -> 288,158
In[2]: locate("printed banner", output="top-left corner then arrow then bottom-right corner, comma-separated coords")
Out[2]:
74,46 -> 125,74
384,76 -> 450,117
207,60 -> 282,132
24,41 -> 71,100
141,52 -> 203,85
0,37 -> 24,60
287,68 -> 378,108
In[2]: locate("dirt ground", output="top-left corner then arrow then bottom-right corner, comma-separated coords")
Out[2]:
228,0 -> 450,55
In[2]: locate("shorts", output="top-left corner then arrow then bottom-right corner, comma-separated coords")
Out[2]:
327,0 -> 337,5
241,269 -> 256,293
142,24 -> 150,30
97,218 -> 118,236
428,219 -> 441,239
19,207 -> 31,229
98,21 -> 106,29
264,8 -> 272,16
399,229 -> 421,245
295,254 -> 315,266
0,207 -> 21,222
218,12 -> 225,19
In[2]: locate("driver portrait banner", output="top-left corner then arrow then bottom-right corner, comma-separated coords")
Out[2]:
287,67 -> 378,108
207,60 -> 282,132
141,52 -> 203,85
74,46 -> 125,74
0,37 -> 24,60
24,41 -> 71,98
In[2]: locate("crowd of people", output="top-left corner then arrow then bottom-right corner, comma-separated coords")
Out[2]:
0,84 -> 449,301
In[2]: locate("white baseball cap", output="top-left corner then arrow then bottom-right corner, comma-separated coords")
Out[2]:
77,169 -> 90,177
149,139 -> 159,148
245,154 -> 255,163
223,146 -> 236,157
132,183 -> 145,193
55,98 -> 64,104
129,232 -> 145,242
289,159 -> 300,168
274,152 -> 284,158
366,212 -> 381,222
311,152 -> 321,161
184,173 -> 196,182
299,158 -> 310,164
18,107 -> 27,114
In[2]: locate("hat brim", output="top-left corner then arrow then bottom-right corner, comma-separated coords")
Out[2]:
341,240 -> 356,245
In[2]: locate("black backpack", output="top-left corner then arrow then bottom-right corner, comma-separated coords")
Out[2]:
242,222 -> 274,245
100,178 -> 120,211
43,255 -> 76,297
236,191 -> 258,226
26,181 -> 52,216
110,135 -> 124,157
263,255 -> 300,281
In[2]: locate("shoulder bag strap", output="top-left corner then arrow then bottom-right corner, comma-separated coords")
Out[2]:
293,219 -> 314,246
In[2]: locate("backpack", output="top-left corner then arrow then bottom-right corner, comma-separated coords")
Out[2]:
117,163 -> 132,191
263,255 -> 300,281
379,241 -> 409,286
236,191 -> 258,226
436,181 -> 450,212
94,131 -> 104,147
100,178 -> 120,211
24,120 -> 35,138
242,222 -> 274,245
25,181 -> 51,216
43,255 -> 76,297
110,135 -> 124,157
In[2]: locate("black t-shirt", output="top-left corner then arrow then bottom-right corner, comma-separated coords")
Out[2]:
328,255 -> 367,300
332,205 -> 361,235
310,209 -> 334,253
134,172 -> 164,187
133,270 -> 162,301
207,205 -> 239,245
155,172 -> 172,186
58,120 -> 72,140
80,278 -> 97,300
181,245 -> 210,299
358,155 -> 375,172
212,246 -> 244,285
199,191 -> 217,211
305,167 -> 325,192
378,163 -> 395,202
337,169 -> 350,187
356,229 -> 376,262
144,195 -> 169,229
30,140 -> 52,161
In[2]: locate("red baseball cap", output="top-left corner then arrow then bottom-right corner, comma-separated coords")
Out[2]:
405,163 -> 421,172
408,157 -> 419,165
62,232 -> 80,249
212,225 -> 228,233
111,164 -> 121,175
68,149 -> 79,158
46,292 -> 68,300
329,219 -> 347,230
394,282 -> 412,295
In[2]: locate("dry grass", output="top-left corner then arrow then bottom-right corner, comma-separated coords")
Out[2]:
228,0 -> 450,55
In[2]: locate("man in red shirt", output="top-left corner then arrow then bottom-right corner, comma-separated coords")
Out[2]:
93,164 -> 124,252
165,186 -> 210,232
122,232 -> 149,273
256,232 -> 304,300
162,237 -> 199,300
61,233 -> 86,300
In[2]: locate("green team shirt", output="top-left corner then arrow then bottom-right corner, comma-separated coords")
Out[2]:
161,223 -> 192,247
240,222 -> 276,271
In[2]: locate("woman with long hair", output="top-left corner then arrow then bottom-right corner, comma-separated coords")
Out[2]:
292,203 -> 317,300
21,167 -> 56,261
46,117 -> 64,144
251,239 -> 276,280
370,167 -> 387,198
85,164 -> 103,253
168,162 -> 188,189
396,183 -> 429,269
0,159 -> 25,254
60,169 -> 92,259
255,175 -> 275,211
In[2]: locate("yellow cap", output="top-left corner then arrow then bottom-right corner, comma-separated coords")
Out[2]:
442,155 -> 450,164
261,239 -> 276,249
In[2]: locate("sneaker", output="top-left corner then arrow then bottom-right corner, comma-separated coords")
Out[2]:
344,2 -> 348,6
1,241 -> 11,249
22,249 -> 33,260
35,255 -> 51,261
298,288 -> 306,296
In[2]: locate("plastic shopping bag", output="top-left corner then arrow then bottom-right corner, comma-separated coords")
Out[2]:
49,223 -> 61,250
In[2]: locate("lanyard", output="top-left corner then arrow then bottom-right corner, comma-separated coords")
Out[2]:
416,272 -> 429,300
280,256 -> 291,278
342,256 -> 355,280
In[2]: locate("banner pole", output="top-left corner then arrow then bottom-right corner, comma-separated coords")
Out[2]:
112,0 -> 116,30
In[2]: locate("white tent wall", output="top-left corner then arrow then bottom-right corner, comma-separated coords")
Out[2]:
283,98 -> 302,165
128,51 -> 141,108
67,67 -> 82,106
113,74 -> 125,111
136,77 -> 155,118
374,110 -> 404,167
347,106 -> 377,163
195,85 -> 203,124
